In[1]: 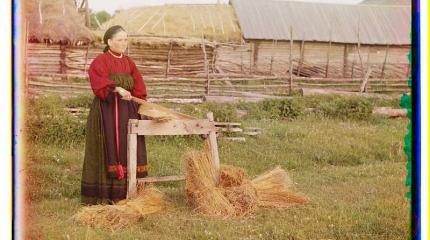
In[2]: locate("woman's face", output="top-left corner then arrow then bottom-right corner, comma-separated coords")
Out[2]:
107,30 -> 128,54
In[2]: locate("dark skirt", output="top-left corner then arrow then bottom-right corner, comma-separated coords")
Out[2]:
81,90 -> 148,205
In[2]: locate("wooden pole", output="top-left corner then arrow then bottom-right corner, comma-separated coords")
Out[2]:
380,45 -> 389,79
289,26 -> 293,94
83,44 -> 90,73
270,56 -> 274,75
360,67 -> 372,93
211,44 -> 217,75
325,30 -> 332,78
137,8 -> 162,33
188,9 -> 196,32
343,44 -> 348,78
84,0 -> 90,28
297,39 -> 305,77
201,36 -> 209,95
356,17 -> 364,78
165,41 -> 173,78
38,0 -> 43,24
127,119 -> 138,198
151,10 -> 167,31
207,7 -> 216,33
93,14 -> 102,29
250,42 -> 255,74
24,20 -> 29,95
240,53 -> 244,73
60,43 -> 66,79
207,112 -> 220,183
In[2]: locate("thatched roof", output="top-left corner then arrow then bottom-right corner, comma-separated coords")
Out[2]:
231,0 -> 410,45
99,4 -> 242,44
23,0 -> 94,45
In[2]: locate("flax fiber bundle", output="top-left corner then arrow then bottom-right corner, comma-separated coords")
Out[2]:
137,101 -> 195,121
219,165 -> 246,188
184,142 -> 307,218
73,186 -> 166,231
251,166 -> 308,208
184,146 -> 236,217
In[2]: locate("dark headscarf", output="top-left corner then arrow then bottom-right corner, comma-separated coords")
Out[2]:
103,25 -> 126,53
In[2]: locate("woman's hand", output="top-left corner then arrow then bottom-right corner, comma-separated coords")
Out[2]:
114,87 -> 132,101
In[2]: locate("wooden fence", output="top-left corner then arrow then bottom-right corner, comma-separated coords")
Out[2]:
26,40 -> 410,101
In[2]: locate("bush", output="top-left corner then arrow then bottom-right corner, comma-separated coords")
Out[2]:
317,97 -> 373,121
26,96 -> 86,146
257,98 -> 303,120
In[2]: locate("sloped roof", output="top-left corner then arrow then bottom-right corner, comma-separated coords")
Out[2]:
360,0 -> 410,6
231,0 -> 410,45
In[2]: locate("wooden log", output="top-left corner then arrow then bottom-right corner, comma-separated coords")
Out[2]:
372,107 -> 407,118
215,122 -> 241,127
222,137 -> 246,142
29,81 -> 91,89
243,132 -> 260,136
300,88 -> 400,99
220,127 -> 243,133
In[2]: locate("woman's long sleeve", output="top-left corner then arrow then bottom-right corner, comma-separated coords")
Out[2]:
88,57 -> 116,100
128,58 -> 147,100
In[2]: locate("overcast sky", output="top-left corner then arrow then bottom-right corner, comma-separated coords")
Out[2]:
89,0 -> 363,14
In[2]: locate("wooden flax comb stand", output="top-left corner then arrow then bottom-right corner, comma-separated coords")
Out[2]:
126,96 -> 220,198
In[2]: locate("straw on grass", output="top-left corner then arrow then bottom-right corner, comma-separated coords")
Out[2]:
251,166 -> 308,208
73,186 -> 166,231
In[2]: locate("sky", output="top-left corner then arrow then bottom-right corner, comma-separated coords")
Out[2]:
89,0 -> 363,14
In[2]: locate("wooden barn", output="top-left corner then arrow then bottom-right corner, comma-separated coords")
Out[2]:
215,0 -> 411,94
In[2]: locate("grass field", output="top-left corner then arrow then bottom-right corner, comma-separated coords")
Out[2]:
24,95 -> 409,239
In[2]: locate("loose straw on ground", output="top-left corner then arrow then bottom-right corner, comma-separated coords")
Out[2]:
73,186 -> 166,231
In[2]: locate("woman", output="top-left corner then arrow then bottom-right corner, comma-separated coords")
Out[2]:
81,25 -> 148,205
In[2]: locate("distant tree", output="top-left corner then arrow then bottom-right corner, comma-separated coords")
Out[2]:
90,11 -> 111,29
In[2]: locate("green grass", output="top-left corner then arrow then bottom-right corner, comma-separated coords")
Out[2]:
24,95 -> 408,239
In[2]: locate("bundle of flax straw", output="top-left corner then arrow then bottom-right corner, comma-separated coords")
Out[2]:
73,186 -> 166,231
184,147 -> 237,217
184,140 -> 307,218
